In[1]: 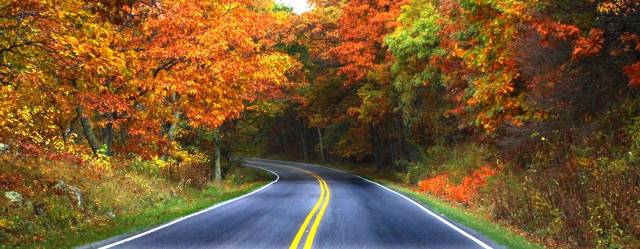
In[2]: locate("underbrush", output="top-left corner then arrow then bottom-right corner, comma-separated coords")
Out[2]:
0,151 -> 269,248
401,144 -> 488,185
484,149 -> 640,248
401,142 -> 639,248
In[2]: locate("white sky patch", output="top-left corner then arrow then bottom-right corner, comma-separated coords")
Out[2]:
275,0 -> 311,14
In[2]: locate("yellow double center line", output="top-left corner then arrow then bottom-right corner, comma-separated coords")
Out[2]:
287,166 -> 331,249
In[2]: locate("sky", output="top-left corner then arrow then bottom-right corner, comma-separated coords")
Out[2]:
275,0 -> 311,14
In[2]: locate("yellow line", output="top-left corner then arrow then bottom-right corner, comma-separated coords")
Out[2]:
303,177 -> 330,249
288,168 -> 327,249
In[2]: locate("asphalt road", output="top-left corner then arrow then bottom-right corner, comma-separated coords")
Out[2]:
91,158 -> 499,249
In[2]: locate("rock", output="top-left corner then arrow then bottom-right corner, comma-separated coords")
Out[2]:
33,202 -> 46,216
67,185 -> 83,209
4,191 -> 23,204
52,180 -> 67,193
51,180 -> 83,209
0,143 -> 8,152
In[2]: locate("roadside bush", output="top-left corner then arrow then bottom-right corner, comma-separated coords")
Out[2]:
484,146 -> 640,248
398,160 -> 430,184
0,149 -> 241,248
225,166 -> 273,186
418,166 -> 497,205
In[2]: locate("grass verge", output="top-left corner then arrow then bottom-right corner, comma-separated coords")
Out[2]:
58,181 -> 267,249
0,159 -> 273,249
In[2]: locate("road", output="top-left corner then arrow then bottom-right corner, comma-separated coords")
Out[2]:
92,158 -> 498,249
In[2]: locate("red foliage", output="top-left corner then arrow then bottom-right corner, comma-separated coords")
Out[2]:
15,140 -> 44,157
621,32 -> 640,87
418,174 -> 451,196
418,166 -> 497,204
533,20 -> 581,46
332,0 -> 406,84
572,28 -> 605,60
625,62 -> 640,87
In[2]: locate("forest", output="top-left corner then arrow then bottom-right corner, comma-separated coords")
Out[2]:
0,0 -> 639,248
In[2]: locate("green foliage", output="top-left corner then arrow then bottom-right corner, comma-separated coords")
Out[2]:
384,0 -> 445,125
130,156 -> 163,176
273,3 -> 294,13
626,116 -> 640,161
421,144 -> 488,183
385,0 -> 442,62
397,159 -> 431,185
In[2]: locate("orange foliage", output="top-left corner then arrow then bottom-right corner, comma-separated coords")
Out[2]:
0,0 -> 298,157
418,166 -> 497,204
534,21 -> 607,61
533,20 -> 581,46
332,0 -> 406,84
625,62 -> 640,87
572,29 -> 605,60
621,32 -> 640,87
535,19 -> 640,88
434,0 -> 530,132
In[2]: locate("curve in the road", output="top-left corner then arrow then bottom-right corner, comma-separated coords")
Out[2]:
250,159 -> 495,249
285,166 -> 330,249
86,159 -> 499,249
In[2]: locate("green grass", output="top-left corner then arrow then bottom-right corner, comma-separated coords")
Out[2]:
44,182 -> 268,249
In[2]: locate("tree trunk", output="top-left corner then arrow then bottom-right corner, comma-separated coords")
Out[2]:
103,121 -> 113,156
213,128 -> 222,183
76,105 -> 100,154
277,118 -> 288,155
101,112 -> 115,156
167,110 -> 180,142
316,126 -> 325,163
167,91 -> 181,142
299,120 -> 308,162
370,124 -> 385,172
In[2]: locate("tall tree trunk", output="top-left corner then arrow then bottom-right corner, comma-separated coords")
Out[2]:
213,128 -> 222,183
167,91 -> 181,142
277,118 -> 287,155
167,110 -> 180,142
103,121 -> 113,156
76,105 -> 100,154
370,124 -> 385,172
60,114 -> 78,143
299,120 -> 308,162
102,112 -> 115,156
316,126 -> 325,163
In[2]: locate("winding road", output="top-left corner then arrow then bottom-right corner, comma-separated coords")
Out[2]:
89,158 -> 499,249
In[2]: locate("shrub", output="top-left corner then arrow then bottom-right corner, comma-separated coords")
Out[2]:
418,165 -> 497,204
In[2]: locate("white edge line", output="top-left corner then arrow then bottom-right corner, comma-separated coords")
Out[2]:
98,165 -> 280,249
251,158 -> 492,249
352,175 -> 494,249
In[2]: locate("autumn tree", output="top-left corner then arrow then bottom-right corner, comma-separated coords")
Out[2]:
0,0 -> 298,182
134,0 -> 296,181
0,0 -> 132,156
